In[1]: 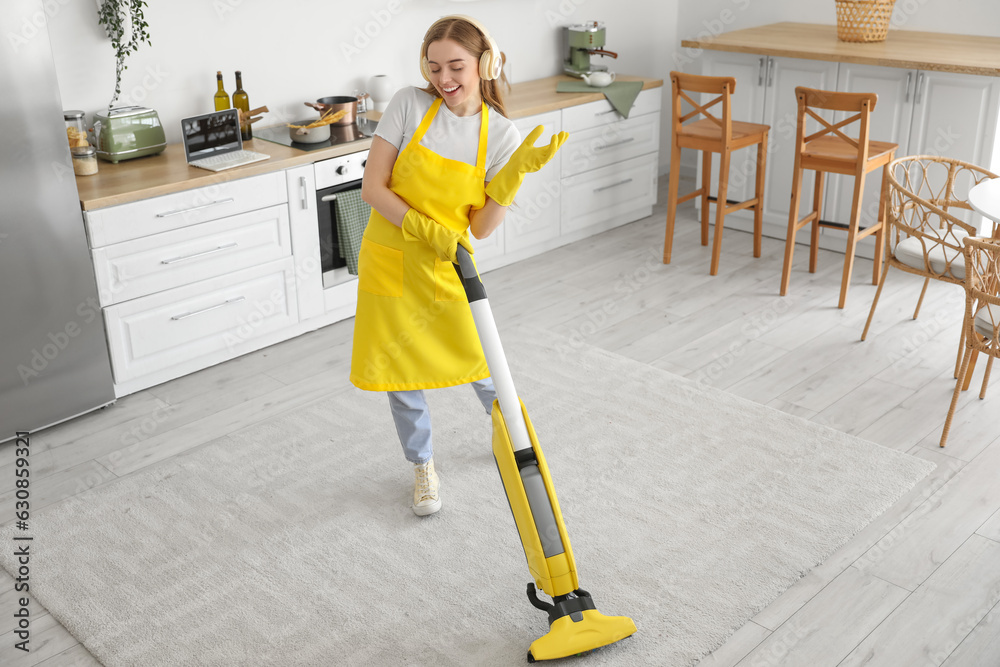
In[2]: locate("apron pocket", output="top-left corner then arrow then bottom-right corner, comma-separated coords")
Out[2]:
434,258 -> 465,301
358,237 -> 404,297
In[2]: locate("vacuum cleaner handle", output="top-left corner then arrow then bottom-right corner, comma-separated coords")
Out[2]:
452,245 -> 532,453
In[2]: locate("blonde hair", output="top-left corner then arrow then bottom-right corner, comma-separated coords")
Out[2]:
421,17 -> 510,118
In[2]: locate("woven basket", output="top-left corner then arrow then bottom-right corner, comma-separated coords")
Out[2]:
835,0 -> 896,42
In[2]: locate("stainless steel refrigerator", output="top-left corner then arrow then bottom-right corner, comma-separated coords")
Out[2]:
0,0 -> 116,443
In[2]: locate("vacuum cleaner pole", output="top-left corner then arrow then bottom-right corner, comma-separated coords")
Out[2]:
453,248 -> 531,452
453,247 -> 636,663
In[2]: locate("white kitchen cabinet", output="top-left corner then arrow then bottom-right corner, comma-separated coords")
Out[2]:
103,257 -> 298,384
285,164 -> 324,321
501,111 -> 561,259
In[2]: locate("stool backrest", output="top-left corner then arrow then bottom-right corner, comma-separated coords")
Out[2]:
794,86 -> 878,164
669,71 -> 736,147
962,237 -> 1000,351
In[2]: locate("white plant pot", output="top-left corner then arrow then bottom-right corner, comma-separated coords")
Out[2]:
367,75 -> 394,113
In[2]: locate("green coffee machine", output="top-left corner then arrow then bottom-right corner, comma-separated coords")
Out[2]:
93,106 -> 166,163
563,21 -> 618,78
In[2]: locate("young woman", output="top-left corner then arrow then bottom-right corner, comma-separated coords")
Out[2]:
352,15 -> 566,516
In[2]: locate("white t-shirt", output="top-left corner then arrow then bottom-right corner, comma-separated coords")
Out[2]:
374,87 -> 521,182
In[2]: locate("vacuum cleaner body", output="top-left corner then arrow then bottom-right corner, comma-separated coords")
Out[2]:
453,247 -> 636,662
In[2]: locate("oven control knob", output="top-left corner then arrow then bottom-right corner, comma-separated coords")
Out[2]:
336,165 -> 348,175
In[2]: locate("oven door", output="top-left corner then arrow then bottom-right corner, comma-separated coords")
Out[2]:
316,178 -> 364,288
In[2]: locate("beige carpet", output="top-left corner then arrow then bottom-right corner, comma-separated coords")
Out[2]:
0,328 -> 934,666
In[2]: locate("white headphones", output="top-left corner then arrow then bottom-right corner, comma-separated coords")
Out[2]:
419,14 -> 503,82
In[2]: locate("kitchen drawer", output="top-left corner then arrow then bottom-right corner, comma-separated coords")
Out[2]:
561,112 -> 660,177
84,171 -> 287,248
560,153 -> 658,234
92,204 -> 291,306
561,88 -> 662,134
103,257 -> 298,383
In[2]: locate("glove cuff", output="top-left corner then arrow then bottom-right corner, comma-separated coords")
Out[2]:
485,169 -> 524,207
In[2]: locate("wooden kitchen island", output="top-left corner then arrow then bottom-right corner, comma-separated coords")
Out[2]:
678,22 -> 1000,255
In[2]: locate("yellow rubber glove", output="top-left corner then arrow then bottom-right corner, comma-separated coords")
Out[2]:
401,208 -> 474,263
486,125 -> 569,207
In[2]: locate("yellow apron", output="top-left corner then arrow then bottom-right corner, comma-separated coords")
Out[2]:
350,98 -> 491,392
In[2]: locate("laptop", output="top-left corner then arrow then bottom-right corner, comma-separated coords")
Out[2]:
181,109 -> 269,172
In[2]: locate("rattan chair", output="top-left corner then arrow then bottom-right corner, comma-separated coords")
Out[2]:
663,71 -> 770,276
939,237 -> 1000,447
861,156 -> 998,378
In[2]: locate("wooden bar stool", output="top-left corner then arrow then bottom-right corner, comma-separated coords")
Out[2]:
780,86 -> 897,308
663,71 -> 770,276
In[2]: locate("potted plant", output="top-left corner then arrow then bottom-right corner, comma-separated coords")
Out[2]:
97,0 -> 152,112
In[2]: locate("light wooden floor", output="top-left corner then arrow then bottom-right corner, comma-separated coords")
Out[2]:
2,175 -> 1000,667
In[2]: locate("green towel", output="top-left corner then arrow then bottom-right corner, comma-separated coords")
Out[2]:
334,188 -> 370,275
556,80 -> 645,118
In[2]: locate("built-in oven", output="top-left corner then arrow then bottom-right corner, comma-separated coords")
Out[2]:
314,149 -> 369,289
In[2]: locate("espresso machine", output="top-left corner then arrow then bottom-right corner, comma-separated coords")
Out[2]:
563,21 -> 618,77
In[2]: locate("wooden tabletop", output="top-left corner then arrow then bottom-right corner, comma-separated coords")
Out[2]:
76,75 -> 663,211
682,23 -> 1000,77
506,74 -> 663,119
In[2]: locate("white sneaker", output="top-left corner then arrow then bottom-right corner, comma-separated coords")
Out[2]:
413,459 -> 441,516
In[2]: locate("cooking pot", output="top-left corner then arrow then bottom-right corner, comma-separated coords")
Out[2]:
305,96 -> 357,126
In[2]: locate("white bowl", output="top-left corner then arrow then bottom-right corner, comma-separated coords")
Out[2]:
289,122 -> 331,144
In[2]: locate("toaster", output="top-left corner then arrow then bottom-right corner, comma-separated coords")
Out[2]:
94,106 -> 167,163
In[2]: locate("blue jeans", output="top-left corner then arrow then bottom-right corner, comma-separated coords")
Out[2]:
388,378 -> 497,464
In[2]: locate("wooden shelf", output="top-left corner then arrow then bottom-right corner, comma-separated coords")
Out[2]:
681,23 -> 1000,77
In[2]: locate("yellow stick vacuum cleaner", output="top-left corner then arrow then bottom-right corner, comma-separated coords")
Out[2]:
453,246 -> 636,663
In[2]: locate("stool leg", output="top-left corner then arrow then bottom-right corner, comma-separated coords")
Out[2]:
839,170 -> 868,309
663,141 -> 682,264
963,349 -> 980,392
955,323 -> 967,379
914,278 -> 930,319
753,134 -> 768,259
810,171 -> 824,274
710,149 -> 731,276
701,151 -> 712,247
780,158 -> 805,296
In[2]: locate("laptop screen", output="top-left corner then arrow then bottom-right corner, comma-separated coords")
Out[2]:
181,109 -> 241,161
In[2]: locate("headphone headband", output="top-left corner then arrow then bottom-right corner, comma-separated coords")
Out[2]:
420,14 -> 503,82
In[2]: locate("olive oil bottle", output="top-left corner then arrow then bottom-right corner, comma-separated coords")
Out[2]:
233,70 -> 252,140
213,71 -> 230,111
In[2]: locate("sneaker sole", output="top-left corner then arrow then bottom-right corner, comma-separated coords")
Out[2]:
413,499 -> 442,516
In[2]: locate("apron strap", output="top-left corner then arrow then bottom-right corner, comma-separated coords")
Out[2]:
477,102 -> 489,170
411,97 -> 443,146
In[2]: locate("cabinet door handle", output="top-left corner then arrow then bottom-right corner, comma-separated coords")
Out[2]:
160,242 -> 239,265
904,71 -> 913,103
299,176 -> 309,209
321,194 -> 338,202
171,296 -> 246,321
155,198 -> 235,218
758,57 -> 766,86
595,137 -> 635,150
915,71 -> 925,104
594,178 -> 632,193
766,57 -> 775,87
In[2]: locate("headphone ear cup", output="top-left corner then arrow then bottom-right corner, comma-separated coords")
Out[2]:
479,50 -> 502,81
420,56 -> 432,83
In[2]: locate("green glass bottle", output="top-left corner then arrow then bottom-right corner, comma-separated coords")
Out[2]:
213,71 -> 230,111
233,70 -> 252,140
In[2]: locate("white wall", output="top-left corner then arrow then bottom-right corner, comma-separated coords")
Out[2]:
37,0 -> 677,172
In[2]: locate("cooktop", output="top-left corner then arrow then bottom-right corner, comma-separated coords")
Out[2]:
254,117 -> 377,152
